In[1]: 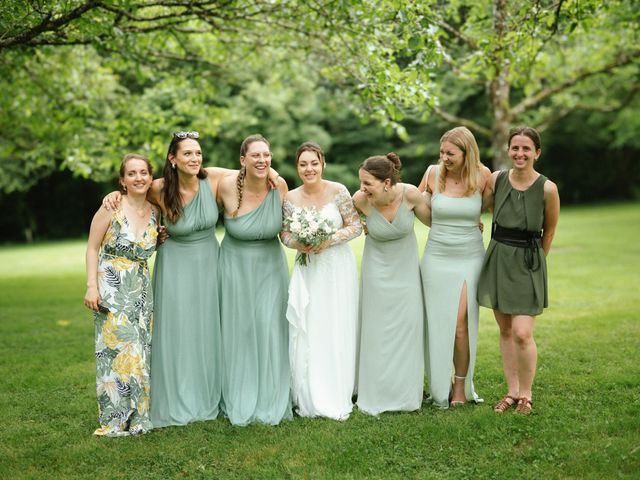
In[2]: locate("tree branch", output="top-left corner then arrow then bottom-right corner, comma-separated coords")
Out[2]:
426,15 -> 479,51
512,49 -> 640,116
535,85 -> 640,132
0,0 -> 102,51
431,105 -> 491,137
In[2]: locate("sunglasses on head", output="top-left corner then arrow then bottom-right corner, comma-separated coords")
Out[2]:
173,131 -> 199,139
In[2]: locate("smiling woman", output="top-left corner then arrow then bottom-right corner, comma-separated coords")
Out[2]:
217,134 -> 292,426
280,141 -> 362,420
84,153 -> 158,436
352,152 -> 430,415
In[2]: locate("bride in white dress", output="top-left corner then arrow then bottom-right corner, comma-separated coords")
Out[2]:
280,141 -> 362,420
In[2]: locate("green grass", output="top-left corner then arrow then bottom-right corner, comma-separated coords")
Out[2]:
1,203 -> 639,479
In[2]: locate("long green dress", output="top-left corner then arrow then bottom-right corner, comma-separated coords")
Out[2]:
357,196 -> 425,415
421,166 -> 484,408
478,171 -> 548,315
219,188 -> 292,426
150,178 -> 223,427
93,207 -> 157,436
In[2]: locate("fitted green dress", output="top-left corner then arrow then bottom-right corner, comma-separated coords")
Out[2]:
219,188 -> 292,426
421,166 -> 484,408
478,170 -> 548,315
357,198 -> 425,415
150,178 -> 223,427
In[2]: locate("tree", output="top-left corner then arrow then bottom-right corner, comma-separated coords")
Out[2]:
312,0 -> 640,168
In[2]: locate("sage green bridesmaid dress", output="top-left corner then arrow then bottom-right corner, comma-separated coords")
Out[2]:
421,166 -> 484,409
150,178 -> 223,427
219,188 -> 292,426
357,195 -> 425,415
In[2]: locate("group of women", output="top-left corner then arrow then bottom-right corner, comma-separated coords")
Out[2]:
84,126 -> 559,436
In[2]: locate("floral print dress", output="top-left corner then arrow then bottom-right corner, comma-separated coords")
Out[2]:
93,207 -> 157,436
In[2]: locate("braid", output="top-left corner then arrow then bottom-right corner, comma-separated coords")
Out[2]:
232,166 -> 246,218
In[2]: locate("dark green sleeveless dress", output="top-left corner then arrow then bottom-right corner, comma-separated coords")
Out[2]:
477,170 -> 548,316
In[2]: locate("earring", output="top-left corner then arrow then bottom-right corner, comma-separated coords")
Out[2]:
122,185 -> 127,192
172,163 -> 176,169
384,186 -> 389,192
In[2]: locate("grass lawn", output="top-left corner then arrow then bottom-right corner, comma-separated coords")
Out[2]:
0,202 -> 639,479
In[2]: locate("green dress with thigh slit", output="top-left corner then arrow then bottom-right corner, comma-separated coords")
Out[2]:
421,166 -> 484,408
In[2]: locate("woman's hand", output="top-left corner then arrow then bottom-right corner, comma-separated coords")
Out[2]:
311,239 -> 332,254
84,286 -> 101,312
102,191 -> 122,211
156,225 -> 170,245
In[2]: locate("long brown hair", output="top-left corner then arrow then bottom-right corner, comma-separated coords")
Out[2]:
162,136 -> 207,223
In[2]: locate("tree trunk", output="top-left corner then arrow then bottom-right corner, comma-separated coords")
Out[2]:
488,0 -> 512,171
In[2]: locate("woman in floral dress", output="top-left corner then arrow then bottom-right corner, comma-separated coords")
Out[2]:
84,154 -> 158,436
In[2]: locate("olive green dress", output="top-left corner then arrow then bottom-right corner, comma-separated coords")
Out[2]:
478,170 -> 548,315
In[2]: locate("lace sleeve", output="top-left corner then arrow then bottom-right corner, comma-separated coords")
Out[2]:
279,199 -> 296,248
330,185 -> 363,245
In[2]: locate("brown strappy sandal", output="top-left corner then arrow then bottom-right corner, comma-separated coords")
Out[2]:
515,397 -> 533,415
493,395 -> 517,413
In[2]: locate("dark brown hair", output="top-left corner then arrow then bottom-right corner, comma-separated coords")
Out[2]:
508,126 -> 541,150
360,152 -> 402,185
295,141 -> 325,168
162,135 -> 207,223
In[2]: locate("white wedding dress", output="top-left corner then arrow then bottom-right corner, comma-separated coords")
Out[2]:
282,185 -> 361,420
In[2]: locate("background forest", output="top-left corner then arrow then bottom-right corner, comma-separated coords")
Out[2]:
1,0 -> 639,242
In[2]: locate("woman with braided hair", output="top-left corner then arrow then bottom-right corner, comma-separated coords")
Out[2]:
217,134 -> 291,426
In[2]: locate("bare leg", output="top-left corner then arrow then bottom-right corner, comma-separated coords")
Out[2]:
494,310 -> 519,398
451,282 -> 469,404
511,314 -> 537,402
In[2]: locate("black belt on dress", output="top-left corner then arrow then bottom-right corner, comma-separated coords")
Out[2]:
492,224 -> 542,271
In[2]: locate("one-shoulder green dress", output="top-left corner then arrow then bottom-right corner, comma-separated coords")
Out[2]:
219,188 -> 292,426
357,198 -> 425,415
150,178 -> 223,427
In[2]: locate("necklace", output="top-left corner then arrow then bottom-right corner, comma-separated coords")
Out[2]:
125,197 -> 149,217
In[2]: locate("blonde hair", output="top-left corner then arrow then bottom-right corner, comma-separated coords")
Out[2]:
438,126 -> 481,196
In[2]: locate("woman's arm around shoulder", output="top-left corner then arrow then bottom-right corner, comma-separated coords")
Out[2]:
405,183 -> 432,227
216,171 -> 239,214
542,179 -> 560,256
481,169 -> 499,212
275,175 -> 289,203
352,190 -> 370,215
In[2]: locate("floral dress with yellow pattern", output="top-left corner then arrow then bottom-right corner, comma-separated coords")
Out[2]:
93,207 -> 157,436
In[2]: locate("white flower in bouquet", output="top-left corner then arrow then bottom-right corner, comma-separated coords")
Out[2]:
284,206 -> 335,266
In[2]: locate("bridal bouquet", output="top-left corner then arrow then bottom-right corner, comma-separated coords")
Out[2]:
285,206 -> 335,266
